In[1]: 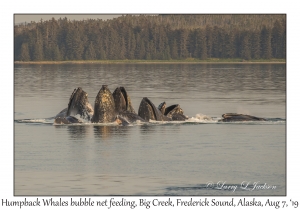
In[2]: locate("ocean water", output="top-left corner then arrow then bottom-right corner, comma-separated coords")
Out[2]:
14,63 -> 286,195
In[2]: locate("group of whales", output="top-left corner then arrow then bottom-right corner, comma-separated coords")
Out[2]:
54,85 -> 266,125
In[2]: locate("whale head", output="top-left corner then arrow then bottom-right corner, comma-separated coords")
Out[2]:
112,87 -> 136,114
66,87 -> 93,120
91,85 -> 116,123
138,97 -> 170,121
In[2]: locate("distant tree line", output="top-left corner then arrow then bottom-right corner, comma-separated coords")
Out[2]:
14,15 -> 286,61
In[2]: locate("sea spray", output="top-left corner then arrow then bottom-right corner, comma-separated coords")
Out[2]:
195,113 -> 213,121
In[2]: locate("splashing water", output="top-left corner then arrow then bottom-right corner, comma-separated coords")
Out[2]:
15,112 -> 285,126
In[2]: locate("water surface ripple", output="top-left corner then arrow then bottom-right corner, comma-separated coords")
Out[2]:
14,64 -> 286,195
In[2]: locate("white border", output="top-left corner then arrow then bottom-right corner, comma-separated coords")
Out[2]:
3,1 -> 298,209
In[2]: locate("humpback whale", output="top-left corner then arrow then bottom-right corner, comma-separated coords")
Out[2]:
91,85 -> 117,123
54,86 -> 267,125
138,97 -> 171,121
54,87 -> 94,124
55,86 -> 144,125
55,107 -> 68,118
112,86 -> 145,124
158,102 -> 188,121
112,87 -> 136,114
219,113 -> 266,122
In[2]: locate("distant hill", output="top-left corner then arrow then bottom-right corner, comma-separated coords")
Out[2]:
14,14 -> 286,61
117,14 -> 286,30
14,15 -> 122,25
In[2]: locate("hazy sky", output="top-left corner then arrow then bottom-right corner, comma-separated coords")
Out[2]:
14,14 -> 122,24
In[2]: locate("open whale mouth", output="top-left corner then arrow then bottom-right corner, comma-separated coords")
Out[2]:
113,87 -> 127,112
120,87 -> 128,107
112,87 -> 136,114
138,97 -> 167,121
158,102 -> 187,121
158,101 -> 166,115
53,87 -> 93,124
165,104 -> 183,116
66,87 -> 93,118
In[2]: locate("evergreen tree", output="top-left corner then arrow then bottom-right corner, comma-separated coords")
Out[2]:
170,39 -> 179,59
127,30 -> 136,59
72,28 -> 84,60
20,42 -> 30,61
14,15 -> 286,61
118,37 -> 126,59
240,31 -> 251,60
212,26 -> 220,58
271,20 -> 284,58
205,25 -> 213,58
99,44 -> 107,60
198,28 -> 207,59
281,19 -> 286,59
194,28 -> 207,59
163,45 -> 171,60
107,28 -> 118,59
138,40 -> 146,59
251,31 -> 261,59
218,28 -> 226,58
65,27 -> 75,60
31,27 -> 44,61
52,45 -> 62,61
32,41 -> 44,61
178,29 -> 189,58
135,33 -> 142,59
188,30 -> 197,57
225,31 -> 235,58
261,25 -> 272,59
84,41 -> 96,60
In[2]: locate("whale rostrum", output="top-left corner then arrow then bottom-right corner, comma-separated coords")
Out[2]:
91,85 -> 117,123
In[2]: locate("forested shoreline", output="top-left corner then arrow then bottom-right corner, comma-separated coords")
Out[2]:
14,15 -> 286,62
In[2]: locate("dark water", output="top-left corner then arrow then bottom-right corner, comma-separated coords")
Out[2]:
14,63 -> 286,195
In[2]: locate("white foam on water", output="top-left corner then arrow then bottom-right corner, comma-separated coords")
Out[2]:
149,119 -> 168,124
18,119 -> 46,123
16,118 -> 53,124
145,113 -> 219,125
73,114 -> 89,123
186,113 -> 218,123
91,122 -> 120,126
16,113 -> 286,126
132,120 -> 146,125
